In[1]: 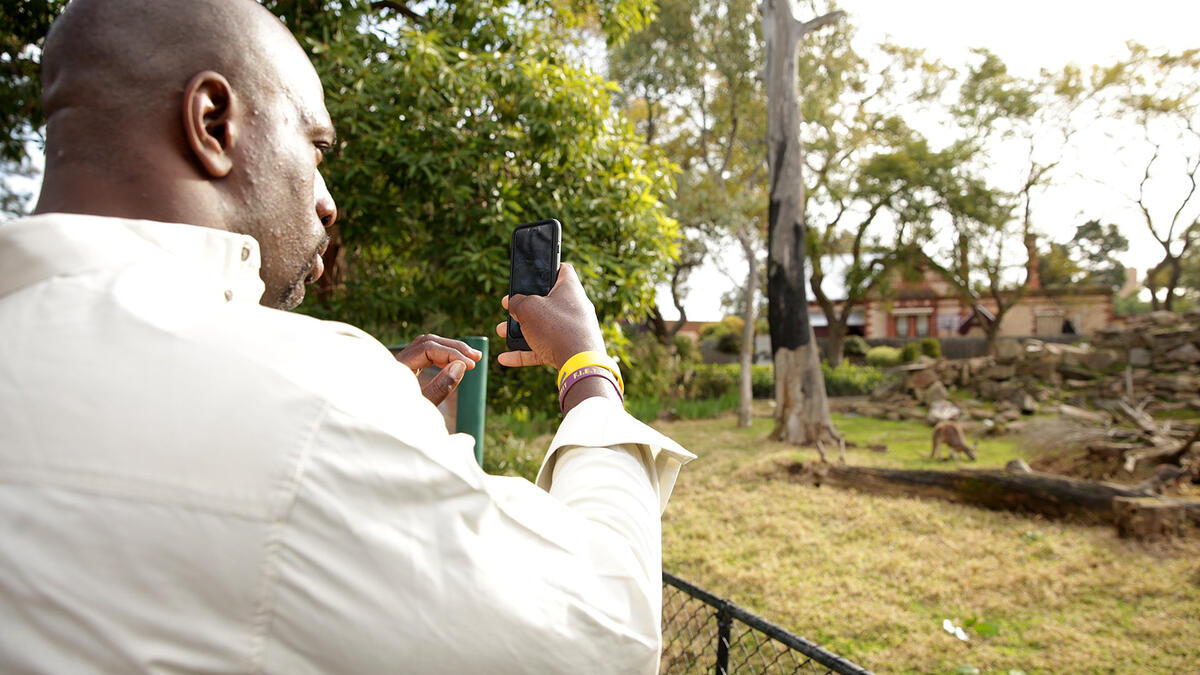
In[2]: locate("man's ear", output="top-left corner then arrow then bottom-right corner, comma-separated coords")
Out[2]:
182,71 -> 238,178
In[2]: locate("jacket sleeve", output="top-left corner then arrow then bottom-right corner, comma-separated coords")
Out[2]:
259,356 -> 693,674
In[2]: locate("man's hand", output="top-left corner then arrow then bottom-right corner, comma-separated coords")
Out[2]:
495,263 -> 607,372
394,334 -> 482,406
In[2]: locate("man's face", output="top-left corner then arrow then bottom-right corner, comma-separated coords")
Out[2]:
231,45 -> 336,310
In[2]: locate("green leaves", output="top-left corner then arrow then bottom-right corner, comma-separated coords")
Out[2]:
271,1 -> 677,413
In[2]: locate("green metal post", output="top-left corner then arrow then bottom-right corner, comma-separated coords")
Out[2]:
457,336 -> 488,466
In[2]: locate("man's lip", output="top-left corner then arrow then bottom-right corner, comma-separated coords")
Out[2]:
308,253 -> 325,284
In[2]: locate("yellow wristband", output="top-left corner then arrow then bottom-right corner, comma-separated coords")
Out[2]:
557,351 -> 624,394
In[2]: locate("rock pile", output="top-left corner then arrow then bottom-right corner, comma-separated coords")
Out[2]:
841,309 -> 1200,432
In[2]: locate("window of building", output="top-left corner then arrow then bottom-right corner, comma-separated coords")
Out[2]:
915,314 -> 930,337
895,316 -> 910,338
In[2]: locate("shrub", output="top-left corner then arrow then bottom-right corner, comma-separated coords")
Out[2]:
920,337 -> 942,359
699,316 -> 744,355
821,360 -> 885,396
866,345 -> 902,368
843,335 -> 869,356
900,341 -> 922,363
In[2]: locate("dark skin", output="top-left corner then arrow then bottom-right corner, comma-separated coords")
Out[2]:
34,0 -> 615,411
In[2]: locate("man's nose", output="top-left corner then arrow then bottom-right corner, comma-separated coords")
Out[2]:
315,171 -> 337,229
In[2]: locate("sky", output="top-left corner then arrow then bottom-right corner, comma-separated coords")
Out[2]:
659,0 -> 1200,322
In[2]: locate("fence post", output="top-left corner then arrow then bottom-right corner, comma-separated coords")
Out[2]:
456,336 -> 488,466
715,606 -> 732,675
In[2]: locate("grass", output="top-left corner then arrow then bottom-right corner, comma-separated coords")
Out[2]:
652,407 -> 1200,674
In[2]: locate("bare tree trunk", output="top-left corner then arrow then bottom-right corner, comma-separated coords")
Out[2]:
737,228 -> 758,427
762,0 -> 843,456
825,319 -> 847,366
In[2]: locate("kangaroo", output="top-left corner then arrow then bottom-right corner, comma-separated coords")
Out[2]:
930,420 -> 977,461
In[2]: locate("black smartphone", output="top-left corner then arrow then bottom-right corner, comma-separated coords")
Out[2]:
507,218 -> 562,351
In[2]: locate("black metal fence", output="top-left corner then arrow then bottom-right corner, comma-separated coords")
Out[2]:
661,572 -> 873,675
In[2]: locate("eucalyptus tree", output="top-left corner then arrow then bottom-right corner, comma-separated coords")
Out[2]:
796,22 -> 955,366
762,0 -> 843,451
1092,43 -> 1200,311
611,0 -> 769,427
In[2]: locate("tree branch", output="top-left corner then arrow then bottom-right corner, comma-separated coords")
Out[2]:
370,1 -> 421,22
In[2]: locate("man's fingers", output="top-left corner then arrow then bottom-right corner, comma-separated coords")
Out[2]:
495,321 -> 508,338
497,350 -> 545,368
396,334 -> 481,371
421,360 -> 466,406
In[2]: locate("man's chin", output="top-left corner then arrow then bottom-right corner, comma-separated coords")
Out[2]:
266,281 -> 307,311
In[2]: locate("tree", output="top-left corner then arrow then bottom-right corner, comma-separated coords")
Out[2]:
1094,44 -> 1200,311
923,52 -> 1089,354
258,1 -> 679,413
0,0 -> 66,217
762,0 -> 842,454
1039,220 -> 1128,289
611,0 -> 768,427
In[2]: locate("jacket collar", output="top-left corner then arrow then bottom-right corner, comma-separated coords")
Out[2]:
0,213 -> 265,304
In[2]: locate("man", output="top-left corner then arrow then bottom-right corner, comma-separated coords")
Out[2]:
0,0 -> 693,672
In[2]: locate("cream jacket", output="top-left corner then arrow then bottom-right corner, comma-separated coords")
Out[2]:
0,214 -> 693,674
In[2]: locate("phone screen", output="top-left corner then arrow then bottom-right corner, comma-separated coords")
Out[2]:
507,219 -> 561,351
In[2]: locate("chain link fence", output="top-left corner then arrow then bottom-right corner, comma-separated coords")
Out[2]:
661,572 -> 873,675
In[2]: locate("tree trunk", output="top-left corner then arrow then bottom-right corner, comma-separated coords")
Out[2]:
825,319 -> 847,367
762,0 -> 842,448
792,465 -> 1200,526
737,230 -> 759,428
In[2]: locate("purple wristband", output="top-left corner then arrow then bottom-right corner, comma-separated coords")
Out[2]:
558,366 -> 623,412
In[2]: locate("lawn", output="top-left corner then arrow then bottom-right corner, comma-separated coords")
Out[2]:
655,410 -> 1200,674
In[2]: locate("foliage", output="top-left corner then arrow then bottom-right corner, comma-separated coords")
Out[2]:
843,334 -> 869,356
1038,220 -> 1128,289
919,337 -> 942,359
687,363 -> 773,400
699,315 -> 745,355
628,390 -> 740,423
820,360 -> 884,396
622,329 -> 697,402
259,1 -> 679,414
1090,43 -> 1200,311
899,341 -> 922,363
481,406 -> 555,481
0,0 -> 65,217
866,345 -> 902,368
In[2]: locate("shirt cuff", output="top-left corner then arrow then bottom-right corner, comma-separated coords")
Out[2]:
535,397 -> 696,513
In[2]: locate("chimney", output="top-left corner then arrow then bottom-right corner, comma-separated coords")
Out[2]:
1025,233 -> 1041,290
1117,267 -> 1140,298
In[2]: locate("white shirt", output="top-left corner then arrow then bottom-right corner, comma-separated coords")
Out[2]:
0,214 -> 694,674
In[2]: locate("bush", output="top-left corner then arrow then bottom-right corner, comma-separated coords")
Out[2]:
866,345 -> 902,368
900,341 -> 922,363
821,360 -> 885,396
699,316 -> 744,355
920,337 -> 942,359
843,335 -> 869,356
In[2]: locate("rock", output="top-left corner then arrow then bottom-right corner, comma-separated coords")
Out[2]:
994,338 -> 1023,364
1129,347 -> 1152,368
1165,343 -> 1200,364
1082,349 -> 1120,371
927,399 -> 962,424
1005,458 -> 1033,473
970,408 -> 995,421
1149,373 -> 1199,393
999,408 -> 1021,422
1150,329 -> 1191,353
901,406 -> 927,422
1007,389 -> 1038,414
923,380 -> 949,403
982,363 -> 1017,380
1145,310 -> 1184,327
905,367 -> 939,392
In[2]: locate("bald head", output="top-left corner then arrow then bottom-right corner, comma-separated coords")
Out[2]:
41,0 -> 299,167
35,0 -> 338,309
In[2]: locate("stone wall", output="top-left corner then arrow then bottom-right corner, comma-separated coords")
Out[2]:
842,309 -> 1200,432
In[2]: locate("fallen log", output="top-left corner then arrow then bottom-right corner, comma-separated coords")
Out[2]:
796,464 -> 1200,526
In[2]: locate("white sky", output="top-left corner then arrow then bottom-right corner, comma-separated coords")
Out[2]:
660,0 -> 1200,322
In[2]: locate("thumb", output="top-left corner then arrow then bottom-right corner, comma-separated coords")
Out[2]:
421,360 -> 467,407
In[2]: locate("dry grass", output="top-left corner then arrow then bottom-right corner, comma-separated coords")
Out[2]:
655,410 -> 1200,674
